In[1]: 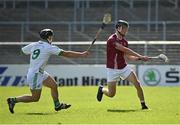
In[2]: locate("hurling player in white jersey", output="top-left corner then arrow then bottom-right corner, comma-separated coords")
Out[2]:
7,29 -> 89,113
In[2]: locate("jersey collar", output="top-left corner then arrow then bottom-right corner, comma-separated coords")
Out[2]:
39,40 -> 51,44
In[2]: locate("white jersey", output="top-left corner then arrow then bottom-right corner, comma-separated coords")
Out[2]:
22,40 -> 63,74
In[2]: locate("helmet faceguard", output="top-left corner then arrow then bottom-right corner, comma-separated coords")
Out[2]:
115,20 -> 129,37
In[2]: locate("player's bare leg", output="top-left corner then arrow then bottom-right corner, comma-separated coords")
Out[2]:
97,81 -> 116,101
43,76 -> 59,101
102,81 -> 116,97
17,90 -> 41,102
7,89 -> 41,114
43,76 -> 71,111
126,71 -> 148,109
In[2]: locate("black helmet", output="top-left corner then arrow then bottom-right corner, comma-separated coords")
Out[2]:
115,20 -> 129,29
39,29 -> 54,40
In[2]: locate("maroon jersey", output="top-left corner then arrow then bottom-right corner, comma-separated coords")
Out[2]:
106,34 -> 128,69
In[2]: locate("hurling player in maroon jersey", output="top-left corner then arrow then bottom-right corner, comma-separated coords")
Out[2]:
97,20 -> 149,110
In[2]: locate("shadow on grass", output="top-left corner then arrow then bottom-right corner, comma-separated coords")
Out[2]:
25,112 -> 56,115
107,109 -> 140,113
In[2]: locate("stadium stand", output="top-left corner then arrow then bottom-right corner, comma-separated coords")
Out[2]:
0,0 -> 180,64
1,0 -> 180,41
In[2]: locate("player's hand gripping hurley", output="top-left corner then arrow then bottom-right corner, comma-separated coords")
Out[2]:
87,13 -> 111,51
149,54 -> 169,63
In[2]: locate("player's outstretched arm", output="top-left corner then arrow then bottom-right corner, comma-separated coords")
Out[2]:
60,50 -> 89,58
115,42 -> 142,57
115,42 -> 149,61
125,54 -> 140,61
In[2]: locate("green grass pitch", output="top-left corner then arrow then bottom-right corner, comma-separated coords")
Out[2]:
0,86 -> 180,124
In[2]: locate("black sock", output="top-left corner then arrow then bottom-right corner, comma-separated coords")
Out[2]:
140,101 -> 146,107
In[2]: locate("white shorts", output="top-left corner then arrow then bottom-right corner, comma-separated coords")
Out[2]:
27,71 -> 49,90
107,65 -> 132,83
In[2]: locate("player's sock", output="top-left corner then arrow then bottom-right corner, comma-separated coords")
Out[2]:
12,97 -> 17,103
140,100 -> 145,106
141,100 -> 148,109
54,100 -> 61,108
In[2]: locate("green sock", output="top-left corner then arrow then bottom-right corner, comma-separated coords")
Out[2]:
12,97 -> 17,103
54,100 -> 60,108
